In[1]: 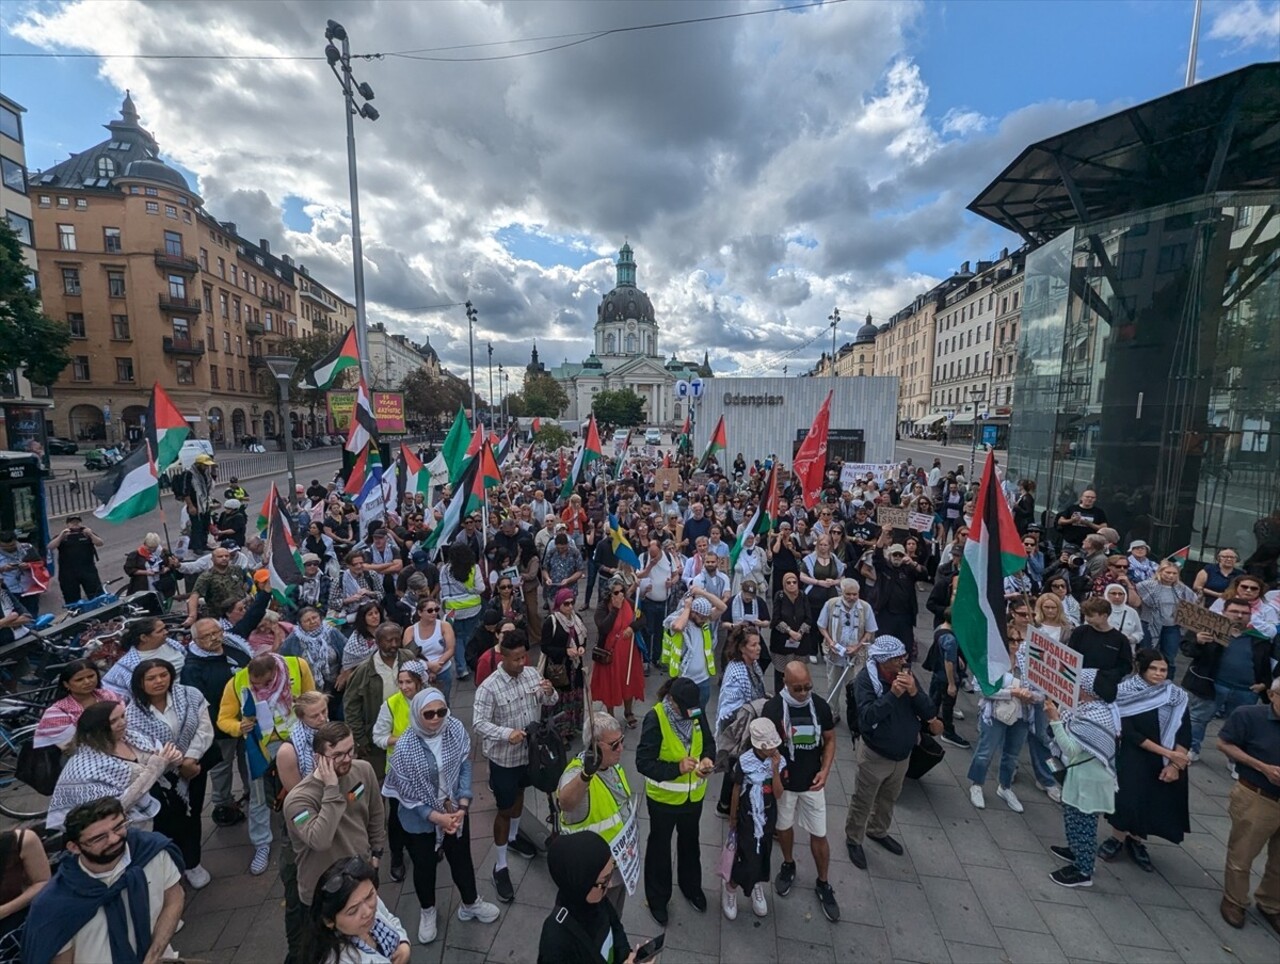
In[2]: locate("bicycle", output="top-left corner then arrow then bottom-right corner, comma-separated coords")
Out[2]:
0,681 -> 62,819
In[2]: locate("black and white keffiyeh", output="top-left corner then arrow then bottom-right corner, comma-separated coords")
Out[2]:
737,750 -> 773,852
102,638 -> 186,697
289,625 -> 340,688
342,631 -> 377,671
48,739 -> 162,828
125,683 -> 205,755
1059,669 -> 1120,779
866,635 -> 907,698
289,720 -> 319,778
349,914 -> 403,960
1114,674 -> 1188,766
382,688 -> 470,842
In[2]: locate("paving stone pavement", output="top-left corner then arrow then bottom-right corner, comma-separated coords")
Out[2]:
172,606 -> 1280,964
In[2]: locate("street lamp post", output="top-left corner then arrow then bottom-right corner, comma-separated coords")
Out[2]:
497,365 -> 506,433
465,302 -> 478,432
969,385 -> 987,478
828,307 -> 840,380
487,343 -> 494,432
262,355 -> 301,503
323,20 -> 379,380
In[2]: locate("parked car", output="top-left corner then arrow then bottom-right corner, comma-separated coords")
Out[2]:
47,437 -> 79,455
644,428 -> 663,446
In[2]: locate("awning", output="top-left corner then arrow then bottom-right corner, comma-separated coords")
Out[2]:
914,414 -> 945,428
950,413 -> 975,426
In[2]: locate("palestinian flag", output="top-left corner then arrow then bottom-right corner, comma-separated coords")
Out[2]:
697,415 -> 727,472
561,415 -> 603,500
529,416 -> 542,441
730,463 -> 778,569
304,327 -> 360,390
147,383 -> 189,471
422,438 -> 501,551
241,688 -> 273,780
1166,545 -> 1191,570
265,484 -> 304,606
441,406 -> 473,484
676,413 -> 692,454
792,390 -> 832,509
953,450 -> 1027,696
344,377 -> 379,455
399,444 -> 430,502
614,428 -> 633,479
93,440 -> 159,523
495,424 -> 519,466
255,487 -> 273,535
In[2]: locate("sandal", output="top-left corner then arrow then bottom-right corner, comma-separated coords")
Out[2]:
625,714 -> 639,729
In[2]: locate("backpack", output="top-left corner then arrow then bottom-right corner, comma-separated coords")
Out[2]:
525,718 -> 568,794
170,469 -> 188,501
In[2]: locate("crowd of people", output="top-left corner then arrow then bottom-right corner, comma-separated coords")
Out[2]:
7,442 -> 1280,962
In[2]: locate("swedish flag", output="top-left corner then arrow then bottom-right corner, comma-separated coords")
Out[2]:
607,514 -> 641,569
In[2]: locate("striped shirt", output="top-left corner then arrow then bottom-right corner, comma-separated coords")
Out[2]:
471,665 -> 560,768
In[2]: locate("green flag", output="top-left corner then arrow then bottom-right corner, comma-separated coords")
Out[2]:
441,406 -> 473,485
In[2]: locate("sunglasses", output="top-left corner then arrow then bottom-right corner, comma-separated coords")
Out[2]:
421,708 -> 449,721
612,589 -> 625,596
604,737 -> 624,751
788,683 -> 814,693
498,584 -> 512,590
321,856 -> 368,894
422,606 -> 440,614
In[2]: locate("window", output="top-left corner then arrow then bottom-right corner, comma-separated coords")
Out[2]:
164,231 -> 183,256
264,310 -> 273,331
115,357 -> 134,382
95,156 -> 115,178
57,224 -> 76,251
176,360 -> 195,385
199,248 -> 208,270
0,103 -> 20,142
1237,206 -> 1254,228
222,331 -> 231,352
164,205 -> 177,219
1012,291 -> 1019,310
219,292 -> 229,318
144,187 -> 158,197
217,257 -> 225,279
1116,250 -> 1145,280
230,265 -> 238,285
182,211 -> 191,224
145,201 -> 159,215
72,355 -> 90,381
111,314 -> 130,339
167,274 -> 187,300
206,325 -> 215,348
103,226 -> 122,252
226,366 -> 234,388
107,270 -> 126,298
210,367 -> 219,389
171,318 -> 191,341
1157,243 -> 1188,273
238,370 -> 246,392
67,312 -> 86,338
202,286 -> 212,312
235,335 -> 243,356
1,157 -> 25,194
232,297 -> 241,323
56,196 -> 69,209
62,268 -> 81,295
5,211 -> 33,245
37,195 -> 50,207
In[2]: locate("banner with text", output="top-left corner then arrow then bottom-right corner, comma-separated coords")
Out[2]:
1026,629 -> 1083,709
1174,600 -> 1233,642
840,462 -> 895,487
327,391 -> 406,434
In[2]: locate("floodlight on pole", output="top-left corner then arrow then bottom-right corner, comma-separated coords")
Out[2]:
261,355 -> 301,501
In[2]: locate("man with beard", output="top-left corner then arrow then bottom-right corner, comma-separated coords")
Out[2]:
24,796 -> 184,964
871,531 -> 928,660
282,721 -> 386,962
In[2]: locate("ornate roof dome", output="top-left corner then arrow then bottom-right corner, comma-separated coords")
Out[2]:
124,157 -> 190,191
583,352 -> 604,370
853,313 -> 879,345
596,242 -> 655,325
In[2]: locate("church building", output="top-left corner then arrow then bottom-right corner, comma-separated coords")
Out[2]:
542,243 -> 709,425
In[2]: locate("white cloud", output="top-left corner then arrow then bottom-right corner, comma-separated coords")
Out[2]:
1207,0 -> 1280,49
8,0 -> 1101,385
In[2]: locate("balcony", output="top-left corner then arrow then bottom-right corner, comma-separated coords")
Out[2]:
154,249 -> 199,273
260,293 -> 284,311
158,294 -> 202,315
299,286 -> 331,309
245,320 -> 265,337
163,336 -> 206,356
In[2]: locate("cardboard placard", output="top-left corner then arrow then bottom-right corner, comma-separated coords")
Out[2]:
1026,629 -> 1083,709
908,512 -> 934,532
840,462 -> 895,487
876,505 -> 910,529
1174,600 -> 1233,642
654,467 -> 681,492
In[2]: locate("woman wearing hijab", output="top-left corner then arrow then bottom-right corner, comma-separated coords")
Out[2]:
722,718 -> 784,921
1045,669 -> 1120,888
538,832 -> 631,964
1102,583 -> 1144,649
1097,649 -> 1191,872
543,587 -> 588,745
124,658 -> 215,889
382,687 -> 500,945
373,660 -> 430,883
593,579 -> 645,728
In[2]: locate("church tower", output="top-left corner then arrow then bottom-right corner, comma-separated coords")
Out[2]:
595,243 -> 660,358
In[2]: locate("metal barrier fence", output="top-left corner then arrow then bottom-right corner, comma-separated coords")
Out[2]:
42,435 -> 438,520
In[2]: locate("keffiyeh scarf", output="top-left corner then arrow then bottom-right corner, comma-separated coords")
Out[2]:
289,720 -> 319,778
738,750 -> 773,852
663,696 -> 696,746
248,654 -> 295,727
1058,670 -> 1120,779
291,625 -> 338,688
33,691 -> 120,749
102,639 -> 186,697
349,914 -> 403,960
866,635 -> 907,698
49,740 -> 162,827
382,688 -> 471,843
1114,674 -> 1188,767
125,684 -> 205,755
342,631 -> 377,671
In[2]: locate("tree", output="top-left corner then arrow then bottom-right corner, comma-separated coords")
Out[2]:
273,331 -> 346,435
401,368 -> 473,424
535,423 -> 572,451
592,388 -> 645,428
0,222 -> 71,386
517,373 -> 569,418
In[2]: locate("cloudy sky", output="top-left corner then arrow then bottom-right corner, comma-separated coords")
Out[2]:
3,0 -> 1276,389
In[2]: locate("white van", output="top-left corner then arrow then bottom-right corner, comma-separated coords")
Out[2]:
177,438 -> 215,468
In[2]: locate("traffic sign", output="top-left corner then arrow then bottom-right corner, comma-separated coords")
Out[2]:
690,377 -> 704,398
675,380 -> 690,398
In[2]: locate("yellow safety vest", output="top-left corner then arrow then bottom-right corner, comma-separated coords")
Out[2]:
645,703 -> 706,806
663,622 -> 716,679
233,656 -> 306,742
444,567 -> 482,613
386,692 -> 411,770
560,755 -> 632,843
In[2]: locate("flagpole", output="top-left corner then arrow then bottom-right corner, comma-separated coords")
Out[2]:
147,439 -> 175,553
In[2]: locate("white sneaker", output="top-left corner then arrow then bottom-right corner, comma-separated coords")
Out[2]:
418,907 -> 437,944
969,785 -> 986,809
722,884 -> 738,920
1042,784 -> 1062,804
249,845 -> 270,875
996,786 -> 1024,813
953,708 -> 965,721
458,899 -> 501,924
750,883 -> 768,917
1187,749 -> 1199,763
184,865 -> 211,889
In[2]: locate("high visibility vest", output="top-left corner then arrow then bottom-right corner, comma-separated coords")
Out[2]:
644,702 -> 706,806
386,692 -> 411,770
444,567 -> 482,613
560,755 -> 631,843
233,656 -> 307,741
663,622 -> 716,679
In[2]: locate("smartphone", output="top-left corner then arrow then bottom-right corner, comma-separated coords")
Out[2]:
634,933 -> 665,963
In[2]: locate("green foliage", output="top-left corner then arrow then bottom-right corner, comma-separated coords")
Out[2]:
516,373 -> 569,418
0,223 -> 71,386
401,368 -> 474,422
274,331 -> 344,409
535,423 -> 571,450
591,388 -> 645,428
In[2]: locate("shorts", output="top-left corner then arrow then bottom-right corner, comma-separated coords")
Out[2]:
488,761 -> 531,811
776,788 -> 827,837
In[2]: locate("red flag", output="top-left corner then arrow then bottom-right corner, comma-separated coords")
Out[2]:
558,449 -> 568,482
344,445 -> 371,497
663,452 -> 671,468
792,390 -> 833,509
465,427 -> 483,459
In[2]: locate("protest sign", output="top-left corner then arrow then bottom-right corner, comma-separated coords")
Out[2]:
908,512 -> 934,532
1174,600 -> 1233,642
840,462 -> 894,487
654,467 -> 681,492
876,505 -> 910,528
1026,629 -> 1083,709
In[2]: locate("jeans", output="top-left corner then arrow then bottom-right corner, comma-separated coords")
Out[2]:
1188,685 -> 1259,752
641,599 -> 668,664
247,741 -> 282,848
209,736 -> 247,807
929,673 -> 956,733
434,666 -> 454,705
1027,703 -> 1057,789
967,715 -> 1029,788
1156,625 -> 1183,674
451,614 -> 479,678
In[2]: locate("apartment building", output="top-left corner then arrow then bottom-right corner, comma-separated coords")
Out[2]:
368,323 -> 441,390
810,314 -> 879,378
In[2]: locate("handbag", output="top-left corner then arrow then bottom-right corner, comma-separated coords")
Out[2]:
905,732 -> 945,780
538,653 -> 570,689
590,645 -> 613,665
993,697 -> 1022,726
716,830 -> 738,882
14,742 -> 63,796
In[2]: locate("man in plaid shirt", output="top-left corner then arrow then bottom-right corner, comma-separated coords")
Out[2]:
472,630 -> 559,903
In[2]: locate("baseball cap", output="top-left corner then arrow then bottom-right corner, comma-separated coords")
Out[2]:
888,544 -> 907,557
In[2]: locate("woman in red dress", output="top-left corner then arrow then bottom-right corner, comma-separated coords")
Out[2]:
592,579 -> 645,727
